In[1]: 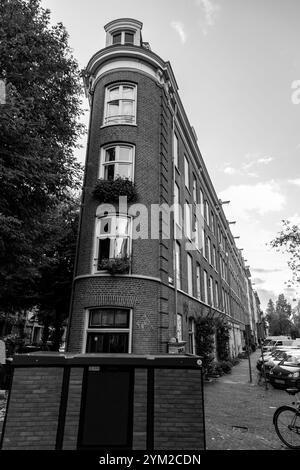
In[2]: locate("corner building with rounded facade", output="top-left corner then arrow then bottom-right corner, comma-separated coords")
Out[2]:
67,18 -> 259,355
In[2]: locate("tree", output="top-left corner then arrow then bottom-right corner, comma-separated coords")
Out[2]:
265,299 -> 277,335
0,0 -> 83,312
270,220 -> 300,285
35,198 -> 79,350
291,300 -> 300,338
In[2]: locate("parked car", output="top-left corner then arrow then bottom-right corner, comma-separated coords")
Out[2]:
256,346 -> 298,372
269,352 -> 300,389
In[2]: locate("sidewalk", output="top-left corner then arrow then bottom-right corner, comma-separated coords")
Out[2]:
204,351 -> 290,450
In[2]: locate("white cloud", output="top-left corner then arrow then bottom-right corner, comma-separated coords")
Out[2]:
288,178 -> 300,186
257,156 -> 273,164
196,0 -> 220,26
223,166 -> 238,175
195,0 -> 220,35
218,181 -> 286,220
171,21 -> 186,44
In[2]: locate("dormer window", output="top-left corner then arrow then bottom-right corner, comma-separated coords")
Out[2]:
112,30 -> 135,45
105,19 -> 143,47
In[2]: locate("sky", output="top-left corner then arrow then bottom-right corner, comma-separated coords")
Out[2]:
40,0 -> 300,311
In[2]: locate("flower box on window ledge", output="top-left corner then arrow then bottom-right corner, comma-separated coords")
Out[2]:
92,177 -> 138,204
98,257 -> 131,275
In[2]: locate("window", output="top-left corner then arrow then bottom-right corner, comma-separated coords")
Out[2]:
213,245 -> 217,270
188,318 -> 196,355
86,308 -> 131,353
215,281 -> 219,308
184,202 -> 192,239
104,83 -> 136,125
201,229 -> 205,256
196,264 -> 201,300
175,241 -> 181,289
203,270 -> 208,303
209,276 -> 214,306
184,156 -> 190,189
204,201 -> 209,224
174,182 -> 181,227
187,253 -> 193,296
100,145 -> 134,180
194,215 -> 200,249
94,215 -> 131,272
112,30 -> 135,45
177,314 -> 183,342
207,237 -> 212,265
200,189 -> 204,217
211,212 -> 215,234
193,176 -> 197,203
173,133 -> 179,168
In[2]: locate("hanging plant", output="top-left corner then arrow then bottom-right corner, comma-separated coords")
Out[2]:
98,257 -> 131,275
92,177 -> 138,204
195,316 -> 215,374
215,317 -> 230,361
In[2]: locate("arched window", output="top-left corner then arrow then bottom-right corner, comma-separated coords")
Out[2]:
103,83 -> 137,125
94,214 -> 131,272
100,144 -> 134,181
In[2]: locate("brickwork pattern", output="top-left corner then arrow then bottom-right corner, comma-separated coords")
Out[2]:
68,276 -> 160,354
132,368 -> 147,450
63,367 -> 84,450
2,367 -> 63,450
154,368 -> 204,450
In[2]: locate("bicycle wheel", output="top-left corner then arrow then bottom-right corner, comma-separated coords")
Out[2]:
273,406 -> 300,449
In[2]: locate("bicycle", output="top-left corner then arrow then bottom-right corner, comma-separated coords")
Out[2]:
273,388 -> 300,449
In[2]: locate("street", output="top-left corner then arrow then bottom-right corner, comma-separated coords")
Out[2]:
204,350 -> 292,450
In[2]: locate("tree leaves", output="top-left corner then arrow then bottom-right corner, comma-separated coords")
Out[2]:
0,0 -> 84,311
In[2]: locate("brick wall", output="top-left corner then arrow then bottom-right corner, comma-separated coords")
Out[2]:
1,358 -> 205,451
154,368 -> 204,450
63,367 -> 84,450
132,368 -> 147,450
2,367 -> 63,450
68,276 -> 160,354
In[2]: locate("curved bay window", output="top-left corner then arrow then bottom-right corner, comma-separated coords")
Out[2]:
100,144 -> 134,181
86,308 -> 131,353
94,215 -> 131,272
104,83 -> 136,125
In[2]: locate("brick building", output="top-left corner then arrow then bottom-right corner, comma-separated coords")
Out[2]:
67,18 -> 260,356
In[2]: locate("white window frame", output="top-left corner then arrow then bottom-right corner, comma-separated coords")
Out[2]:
84,307 -> 132,354
196,263 -> 201,300
188,318 -> 196,355
215,281 -> 219,308
99,144 -> 135,181
175,241 -> 181,290
184,156 -> 190,190
184,202 -> 192,239
203,270 -> 208,304
111,30 -> 135,45
207,237 -> 212,265
192,175 -> 197,203
187,253 -> 193,296
173,133 -> 179,168
93,213 -> 132,273
177,313 -> 183,342
103,83 -> 137,126
174,182 -> 182,227
200,189 -> 204,217
209,276 -> 214,306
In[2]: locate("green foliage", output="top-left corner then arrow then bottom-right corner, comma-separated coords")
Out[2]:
98,257 -> 131,275
266,294 -> 293,336
270,220 -> 300,285
215,317 -> 230,361
0,0 -> 84,311
195,316 -> 215,372
93,178 -> 138,204
219,360 -> 232,374
35,198 -> 80,350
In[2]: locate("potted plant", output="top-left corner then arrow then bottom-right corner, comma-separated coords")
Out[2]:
98,257 -> 131,275
92,177 -> 138,204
